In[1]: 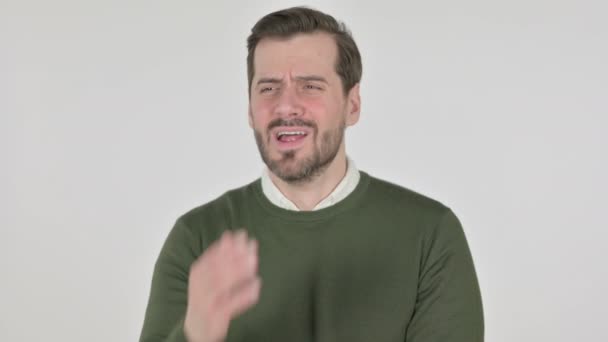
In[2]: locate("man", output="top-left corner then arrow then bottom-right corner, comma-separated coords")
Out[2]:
139,7 -> 484,342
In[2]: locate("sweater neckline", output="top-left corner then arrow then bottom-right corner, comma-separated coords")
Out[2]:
250,171 -> 371,222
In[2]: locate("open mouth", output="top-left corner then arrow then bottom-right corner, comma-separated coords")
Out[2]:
273,128 -> 311,150
277,130 -> 308,142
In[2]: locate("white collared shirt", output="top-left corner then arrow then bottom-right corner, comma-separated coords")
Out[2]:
260,157 -> 361,211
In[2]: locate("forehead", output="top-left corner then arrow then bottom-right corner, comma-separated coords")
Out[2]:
253,32 -> 338,79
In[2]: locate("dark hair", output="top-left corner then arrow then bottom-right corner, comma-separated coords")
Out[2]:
246,6 -> 362,96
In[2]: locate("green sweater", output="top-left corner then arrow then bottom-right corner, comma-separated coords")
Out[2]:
139,171 -> 484,342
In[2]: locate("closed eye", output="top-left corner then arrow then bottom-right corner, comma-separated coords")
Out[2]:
260,86 -> 275,93
304,84 -> 323,91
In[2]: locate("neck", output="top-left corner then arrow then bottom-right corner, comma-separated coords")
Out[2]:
268,149 -> 348,211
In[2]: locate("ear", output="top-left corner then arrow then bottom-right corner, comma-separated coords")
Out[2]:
345,83 -> 361,127
248,104 -> 253,129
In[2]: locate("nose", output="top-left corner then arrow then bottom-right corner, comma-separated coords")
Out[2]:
273,84 -> 304,118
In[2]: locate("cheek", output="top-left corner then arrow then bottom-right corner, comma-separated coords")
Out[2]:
299,97 -> 332,121
249,102 -> 271,128
303,98 -> 326,112
251,98 -> 269,112
309,98 -> 344,125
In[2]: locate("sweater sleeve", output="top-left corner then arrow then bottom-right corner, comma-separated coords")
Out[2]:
139,218 -> 199,342
405,208 -> 484,342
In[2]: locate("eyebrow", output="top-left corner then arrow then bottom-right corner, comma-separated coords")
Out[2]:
256,75 -> 329,86
295,75 -> 328,84
256,77 -> 282,85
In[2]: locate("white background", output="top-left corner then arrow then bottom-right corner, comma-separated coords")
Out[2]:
2,0 -> 607,341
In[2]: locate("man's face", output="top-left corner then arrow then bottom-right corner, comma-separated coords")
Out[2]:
249,32 -> 360,184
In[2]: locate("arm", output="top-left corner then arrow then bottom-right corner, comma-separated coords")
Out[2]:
139,218 -> 197,342
139,218 -> 260,342
406,208 -> 484,342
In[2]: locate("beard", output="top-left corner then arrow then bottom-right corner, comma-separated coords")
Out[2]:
254,117 -> 346,184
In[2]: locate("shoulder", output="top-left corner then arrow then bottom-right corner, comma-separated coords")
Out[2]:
362,171 -> 465,244
173,179 -> 259,237
363,171 -> 450,218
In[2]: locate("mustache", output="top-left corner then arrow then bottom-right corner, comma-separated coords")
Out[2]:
268,118 -> 316,131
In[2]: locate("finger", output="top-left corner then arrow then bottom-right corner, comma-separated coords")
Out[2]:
194,233 -> 258,307
234,229 -> 248,247
247,238 -> 258,258
212,240 -> 258,295
218,229 -> 250,261
190,230 -> 234,270
218,276 -> 262,319
218,230 -> 235,253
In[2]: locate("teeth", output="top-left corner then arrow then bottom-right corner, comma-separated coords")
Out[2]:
277,131 -> 306,137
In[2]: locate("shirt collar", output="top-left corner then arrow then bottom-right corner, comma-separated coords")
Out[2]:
260,156 -> 361,211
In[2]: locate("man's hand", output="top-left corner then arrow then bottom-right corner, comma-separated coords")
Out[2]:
184,229 -> 261,342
